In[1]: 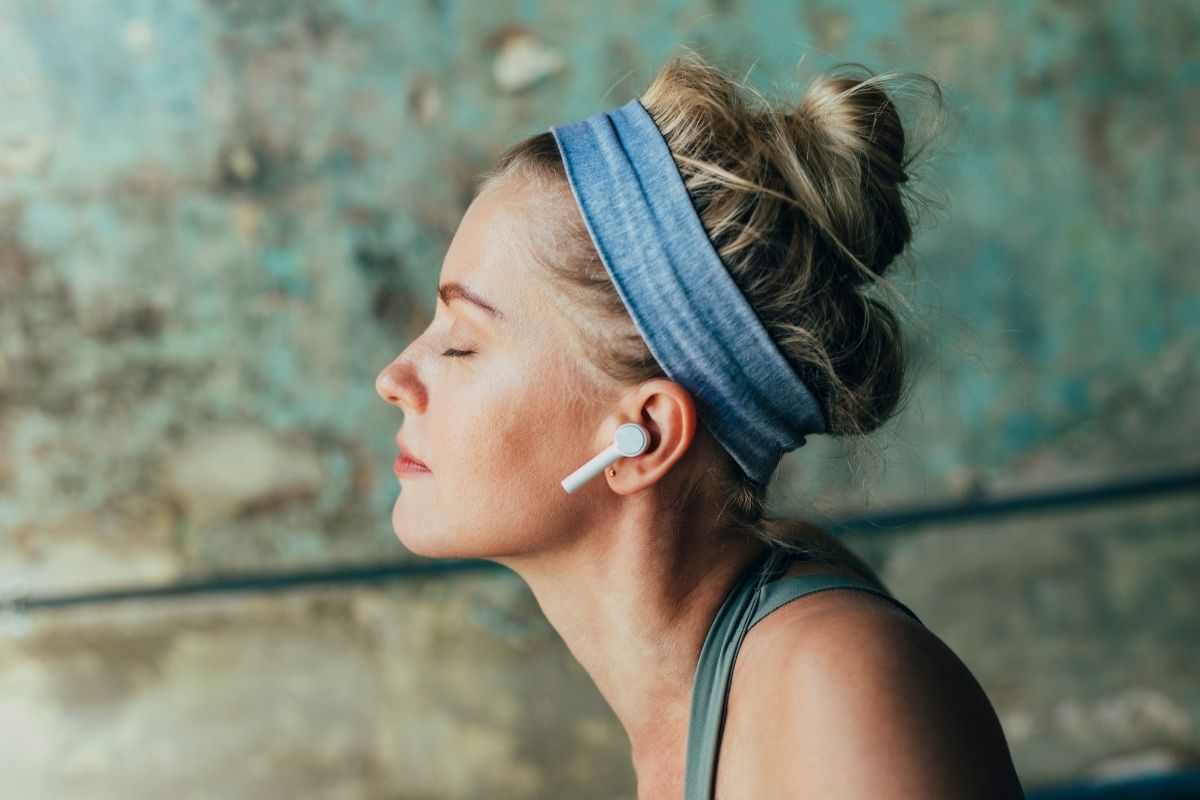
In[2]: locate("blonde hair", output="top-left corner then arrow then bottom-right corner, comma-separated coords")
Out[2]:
479,45 -> 945,562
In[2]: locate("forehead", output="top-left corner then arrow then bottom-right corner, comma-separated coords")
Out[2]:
439,180 -> 545,316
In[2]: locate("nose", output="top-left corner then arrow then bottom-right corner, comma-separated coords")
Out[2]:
375,352 -> 427,413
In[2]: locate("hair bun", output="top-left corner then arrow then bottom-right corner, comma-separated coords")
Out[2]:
788,66 -> 916,280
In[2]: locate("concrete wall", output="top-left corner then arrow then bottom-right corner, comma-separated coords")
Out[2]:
1,0 -> 1197,796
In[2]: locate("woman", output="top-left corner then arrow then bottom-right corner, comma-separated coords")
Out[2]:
376,46 -> 1026,799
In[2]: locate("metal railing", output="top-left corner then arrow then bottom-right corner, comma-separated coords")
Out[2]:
3,466 -> 1197,613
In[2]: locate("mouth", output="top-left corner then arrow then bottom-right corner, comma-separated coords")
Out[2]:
394,436 -> 431,473
394,453 -> 432,475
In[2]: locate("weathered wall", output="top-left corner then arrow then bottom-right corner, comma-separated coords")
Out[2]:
1,0 -> 1197,797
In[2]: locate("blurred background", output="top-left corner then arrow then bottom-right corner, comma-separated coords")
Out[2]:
1,1 -> 1197,798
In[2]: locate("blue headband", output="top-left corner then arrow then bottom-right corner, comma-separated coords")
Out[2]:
550,97 -> 828,486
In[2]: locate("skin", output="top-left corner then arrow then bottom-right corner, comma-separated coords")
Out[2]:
375,176 -> 1025,799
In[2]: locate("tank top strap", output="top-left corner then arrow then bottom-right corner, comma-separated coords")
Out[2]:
750,572 -> 924,630
683,550 -> 924,800
683,547 -> 777,800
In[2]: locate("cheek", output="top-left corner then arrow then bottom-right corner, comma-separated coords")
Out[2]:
429,366 -> 526,467
465,396 -> 546,469
393,358 -> 596,559
446,365 -> 579,485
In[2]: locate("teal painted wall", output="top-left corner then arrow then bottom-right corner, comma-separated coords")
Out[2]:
1,1 -> 1197,796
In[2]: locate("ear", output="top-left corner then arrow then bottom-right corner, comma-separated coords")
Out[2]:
605,379 -> 698,493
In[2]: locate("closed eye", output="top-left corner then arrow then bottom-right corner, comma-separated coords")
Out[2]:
442,348 -> 475,358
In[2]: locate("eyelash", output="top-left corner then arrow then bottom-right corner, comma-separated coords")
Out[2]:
442,348 -> 476,358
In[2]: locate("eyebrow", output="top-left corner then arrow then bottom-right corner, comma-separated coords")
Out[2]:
437,281 -> 505,320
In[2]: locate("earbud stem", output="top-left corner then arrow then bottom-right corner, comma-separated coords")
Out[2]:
561,443 -> 621,494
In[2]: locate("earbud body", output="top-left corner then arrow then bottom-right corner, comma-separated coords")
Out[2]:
561,422 -> 649,494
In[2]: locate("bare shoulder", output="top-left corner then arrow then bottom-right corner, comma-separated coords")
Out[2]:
726,587 -> 1026,799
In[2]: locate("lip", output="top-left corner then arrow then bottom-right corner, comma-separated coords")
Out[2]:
394,436 -> 431,475
394,453 -> 432,476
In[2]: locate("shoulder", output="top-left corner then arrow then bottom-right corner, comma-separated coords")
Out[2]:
731,588 -> 1026,799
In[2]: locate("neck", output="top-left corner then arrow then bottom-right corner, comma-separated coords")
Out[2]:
494,506 -> 771,793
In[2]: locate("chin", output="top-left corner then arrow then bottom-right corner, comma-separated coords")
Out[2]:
392,501 -> 450,558
391,494 -> 490,560
392,526 -> 461,560
390,489 -> 551,563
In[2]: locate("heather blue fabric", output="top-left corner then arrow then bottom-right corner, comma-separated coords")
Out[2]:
550,97 -> 827,485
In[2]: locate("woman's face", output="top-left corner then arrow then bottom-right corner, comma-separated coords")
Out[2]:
375,178 -> 615,560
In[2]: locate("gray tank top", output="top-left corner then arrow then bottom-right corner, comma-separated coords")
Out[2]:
683,547 -> 925,799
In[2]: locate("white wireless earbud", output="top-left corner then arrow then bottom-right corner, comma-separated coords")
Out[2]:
560,422 -> 650,494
